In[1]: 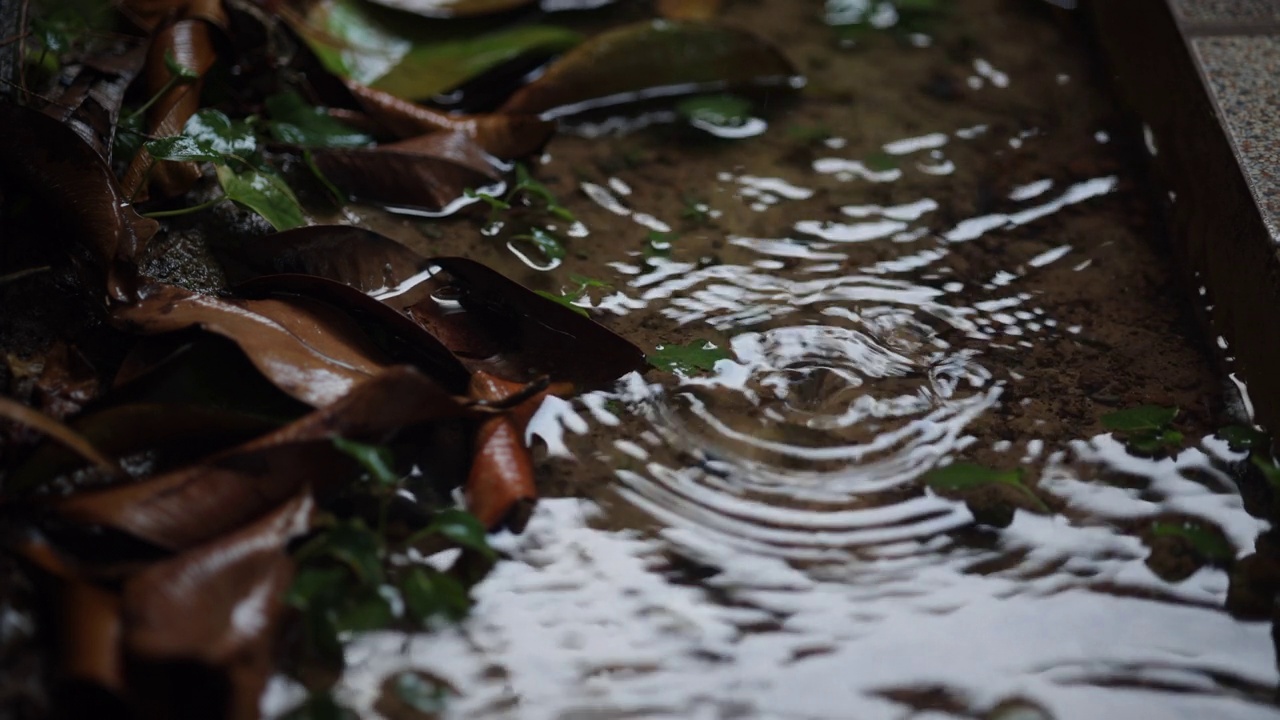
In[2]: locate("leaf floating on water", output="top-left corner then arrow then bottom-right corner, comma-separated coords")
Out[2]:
649,340 -> 730,375
500,20 -> 799,118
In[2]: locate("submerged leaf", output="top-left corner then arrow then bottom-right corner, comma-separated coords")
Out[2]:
1101,405 -> 1178,433
649,340 -> 729,375
500,20 -> 799,118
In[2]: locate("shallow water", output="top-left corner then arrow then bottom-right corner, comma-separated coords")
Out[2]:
270,1 -> 1280,717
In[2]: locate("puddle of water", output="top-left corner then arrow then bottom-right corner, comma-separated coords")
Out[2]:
271,1 -> 1280,717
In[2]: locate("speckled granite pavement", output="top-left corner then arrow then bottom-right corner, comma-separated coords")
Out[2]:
1086,0 -> 1280,433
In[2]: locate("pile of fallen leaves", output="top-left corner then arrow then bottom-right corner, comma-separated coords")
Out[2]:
0,0 -> 796,716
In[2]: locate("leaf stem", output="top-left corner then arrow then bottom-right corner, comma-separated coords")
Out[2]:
141,194 -> 225,218
0,264 -> 50,286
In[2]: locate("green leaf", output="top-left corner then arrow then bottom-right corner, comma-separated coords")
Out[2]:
184,109 -> 258,160
266,92 -> 373,148
1101,405 -> 1178,433
645,231 -> 675,257
287,567 -> 350,610
393,672 -> 450,714
922,463 -> 1023,491
280,692 -> 358,720
303,520 -> 384,585
144,134 -> 223,163
513,227 -> 567,262
864,151 -> 898,172
426,509 -> 496,560
1150,520 -> 1234,563
567,274 -> 610,289
649,340 -> 730,375
1217,425 -> 1268,453
676,93 -> 753,128
163,50 -> 200,81
331,586 -> 398,632
332,436 -> 400,486
400,567 -> 471,624
372,25 -> 584,101
1252,454 -> 1280,490
214,165 -> 306,231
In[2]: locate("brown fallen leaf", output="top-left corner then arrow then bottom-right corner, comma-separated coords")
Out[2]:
112,283 -> 390,408
0,396 -> 125,481
32,39 -> 149,161
123,492 -> 314,720
56,366 -> 477,550
464,370 -> 569,530
344,81 -> 554,159
221,225 -> 432,294
656,0 -> 722,20
309,131 -> 501,214
121,18 -> 221,199
0,103 -> 158,303
406,257 -> 648,388
500,19 -> 799,118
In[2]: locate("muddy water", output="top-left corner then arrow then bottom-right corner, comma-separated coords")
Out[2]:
275,2 -> 1280,718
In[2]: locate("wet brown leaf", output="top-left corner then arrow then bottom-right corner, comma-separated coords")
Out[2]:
56,366 -> 475,550
32,39 -> 149,161
402,257 -> 648,388
112,283 -> 390,407
0,103 -> 158,303
500,19 -> 799,118
123,492 -> 314,720
121,18 -> 221,199
309,131 -> 501,214
0,396 -> 125,481
344,81 -> 554,159
223,225 -> 431,293
656,0 -> 722,20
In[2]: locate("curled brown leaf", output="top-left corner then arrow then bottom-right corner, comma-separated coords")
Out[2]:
0,396 -> 125,480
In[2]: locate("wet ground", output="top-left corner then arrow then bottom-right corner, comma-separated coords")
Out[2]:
249,1 -> 1280,717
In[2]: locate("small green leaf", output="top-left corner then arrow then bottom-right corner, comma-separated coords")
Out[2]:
184,109 -> 258,159
864,151 -> 898,172
1150,520 -> 1233,563
1252,454 -> 1280,490
280,691 -> 358,720
332,437 -> 400,486
1217,425 -> 1268,453
266,92 -> 373,148
1101,405 -> 1178,433
393,672 -> 450,714
676,93 -> 753,128
513,227 -> 567,261
287,567 -> 350,609
163,50 -> 200,81
649,340 -> 730,375
568,274 -> 610,289
400,567 -> 471,624
214,165 -> 306,230
145,134 -> 223,163
303,521 -> 384,585
331,586 -> 396,632
923,463 -> 1023,491
426,509 -> 496,560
